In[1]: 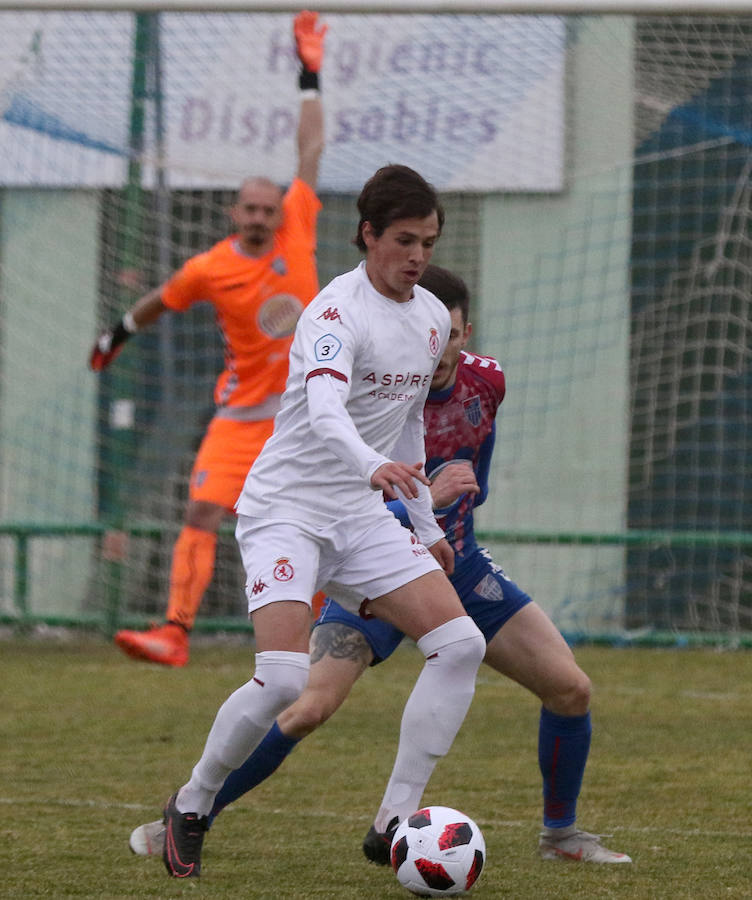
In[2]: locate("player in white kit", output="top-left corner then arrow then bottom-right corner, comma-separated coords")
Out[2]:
159,164 -> 486,880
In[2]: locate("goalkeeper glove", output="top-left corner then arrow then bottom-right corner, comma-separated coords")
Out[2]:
294,10 -> 327,90
89,312 -> 138,371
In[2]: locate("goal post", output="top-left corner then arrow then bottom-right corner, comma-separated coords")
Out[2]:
0,4 -> 751,645
3,1 -> 752,13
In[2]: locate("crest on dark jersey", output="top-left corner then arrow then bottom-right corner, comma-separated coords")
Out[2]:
463,395 -> 482,426
271,256 -> 287,275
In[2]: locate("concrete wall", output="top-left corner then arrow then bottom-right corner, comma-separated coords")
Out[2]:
0,189 -> 99,616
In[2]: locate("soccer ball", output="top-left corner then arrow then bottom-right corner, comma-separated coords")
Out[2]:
390,806 -> 486,897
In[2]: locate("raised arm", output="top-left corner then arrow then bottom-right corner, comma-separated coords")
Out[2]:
293,10 -> 326,189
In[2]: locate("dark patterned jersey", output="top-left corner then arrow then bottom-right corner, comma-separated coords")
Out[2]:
390,349 -> 505,570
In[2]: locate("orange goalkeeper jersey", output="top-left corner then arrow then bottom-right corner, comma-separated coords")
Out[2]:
161,178 -> 321,409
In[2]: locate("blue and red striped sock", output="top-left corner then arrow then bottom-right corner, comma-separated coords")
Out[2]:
538,707 -> 592,829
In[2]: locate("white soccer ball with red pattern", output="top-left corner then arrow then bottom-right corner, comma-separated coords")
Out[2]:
390,806 -> 486,897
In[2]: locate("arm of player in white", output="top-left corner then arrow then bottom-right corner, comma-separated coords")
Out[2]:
305,372 -> 391,483
389,408 -> 445,550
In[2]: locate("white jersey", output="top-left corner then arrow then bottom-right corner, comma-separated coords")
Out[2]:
236,261 -> 450,539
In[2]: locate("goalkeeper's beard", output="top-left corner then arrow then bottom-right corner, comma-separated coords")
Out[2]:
244,225 -> 271,248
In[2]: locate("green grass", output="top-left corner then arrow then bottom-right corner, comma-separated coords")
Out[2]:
2,634 -> 751,899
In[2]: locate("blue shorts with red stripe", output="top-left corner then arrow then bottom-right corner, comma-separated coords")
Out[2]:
315,546 -> 531,664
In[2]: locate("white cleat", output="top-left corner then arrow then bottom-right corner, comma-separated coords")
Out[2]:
539,829 -> 632,863
129,819 -> 166,857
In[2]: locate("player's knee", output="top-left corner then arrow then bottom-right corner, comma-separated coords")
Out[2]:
444,617 -> 486,670
419,615 -> 486,673
548,667 -> 591,716
570,668 -> 592,713
449,629 -> 487,674
254,650 -> 310,712
412,617 -> 485,758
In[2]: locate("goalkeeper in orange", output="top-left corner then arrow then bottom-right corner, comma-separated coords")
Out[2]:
89,11 -> 328,667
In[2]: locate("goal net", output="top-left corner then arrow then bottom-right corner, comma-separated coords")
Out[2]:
0,7 -> 750,645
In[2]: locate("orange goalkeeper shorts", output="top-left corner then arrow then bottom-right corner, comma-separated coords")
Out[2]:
189,415 -> 275,510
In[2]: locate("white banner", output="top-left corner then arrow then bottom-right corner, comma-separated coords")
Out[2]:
0,12 -> 565,191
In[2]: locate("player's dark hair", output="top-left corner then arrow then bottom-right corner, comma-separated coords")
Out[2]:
418,264 -> 470,324
354,164 -> 445,252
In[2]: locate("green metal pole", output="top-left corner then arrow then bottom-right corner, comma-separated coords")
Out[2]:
101,12 -> 151,636
13,533 -> 29,630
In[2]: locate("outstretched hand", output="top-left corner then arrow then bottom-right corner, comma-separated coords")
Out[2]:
294,10 -> 327,72
89,329 -> 123,371
371,461 -> 430,501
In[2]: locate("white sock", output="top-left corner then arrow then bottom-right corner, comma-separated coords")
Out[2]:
373,616 -> 485,832
176,650 -> 309,816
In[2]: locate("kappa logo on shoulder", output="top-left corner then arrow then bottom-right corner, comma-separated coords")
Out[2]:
317,306 -> 342,323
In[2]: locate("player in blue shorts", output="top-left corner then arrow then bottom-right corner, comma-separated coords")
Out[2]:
129,265 -> 631,865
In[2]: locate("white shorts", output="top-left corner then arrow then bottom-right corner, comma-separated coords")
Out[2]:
236,508 -> 442,616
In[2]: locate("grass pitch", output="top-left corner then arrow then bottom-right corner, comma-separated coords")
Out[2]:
2,633 -> 751,899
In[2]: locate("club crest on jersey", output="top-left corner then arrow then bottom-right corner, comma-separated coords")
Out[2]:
428,327 -> 440,356
464,395 -> 482,427
273,558 -> 294,581
317,306 -> 342,323
315,333 -> 342,362
271,256 -> 287,275
257,293 -> 304,338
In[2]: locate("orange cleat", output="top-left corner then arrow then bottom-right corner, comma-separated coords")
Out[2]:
114,622 -> 189,667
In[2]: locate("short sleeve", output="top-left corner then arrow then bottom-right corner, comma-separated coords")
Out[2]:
299,295 -> 360,389
161,252 -> 210,312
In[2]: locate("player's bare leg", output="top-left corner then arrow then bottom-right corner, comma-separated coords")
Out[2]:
277,623 -> 373,737
483,602 -> 589,715
485,602 -> 631,863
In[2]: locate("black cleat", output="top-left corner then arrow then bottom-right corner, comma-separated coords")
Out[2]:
362,816 -> 399,865
162,792 -> 208,878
